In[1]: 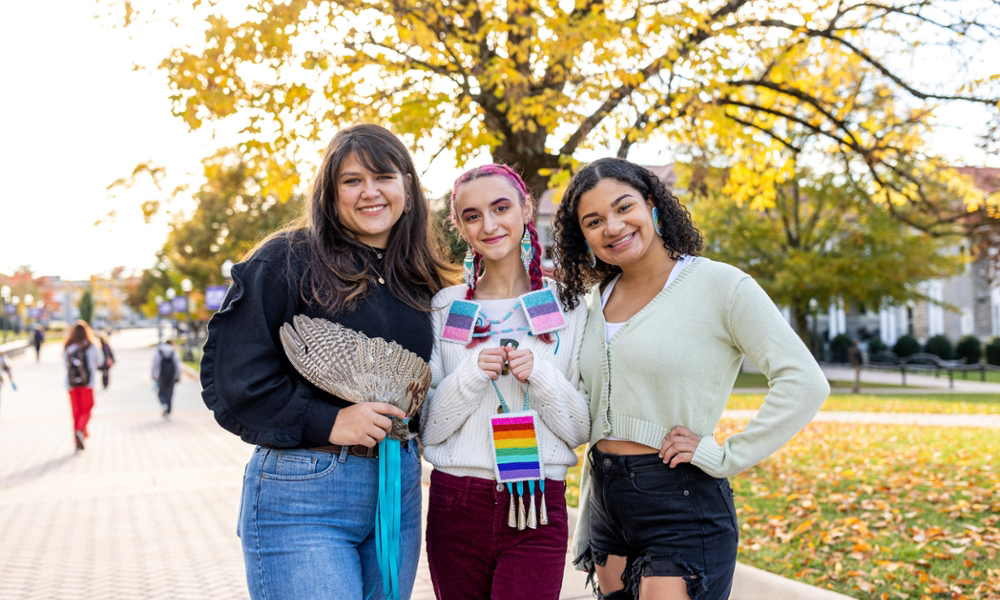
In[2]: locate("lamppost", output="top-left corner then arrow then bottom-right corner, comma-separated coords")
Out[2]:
155,295 -> 163,343
0,286 -> 10,342
24,294 -> 33,330
180,279 -> 194,361
10,296 -> 20,335
166,288 -> 177,340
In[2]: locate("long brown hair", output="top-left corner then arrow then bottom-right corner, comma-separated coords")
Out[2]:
250,124 -> 451,313
64,320 -> 97,349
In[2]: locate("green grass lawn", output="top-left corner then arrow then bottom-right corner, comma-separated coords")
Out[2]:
734,372 -> 907,390
565,421 -> 1000,597
727,393 -> 1000,414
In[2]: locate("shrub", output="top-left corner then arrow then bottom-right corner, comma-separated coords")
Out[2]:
986,337 -> 1000,366
867,337 -> 888,354
829,333 -> 853,363
923,335 -> 954,360
955,335 -> 982,365
892,334 -> 921,358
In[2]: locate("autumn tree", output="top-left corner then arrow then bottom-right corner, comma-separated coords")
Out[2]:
162,147 -> 303,290
103,0 -> 999,211
78,291 -> 95,325
687,164 -> 962,348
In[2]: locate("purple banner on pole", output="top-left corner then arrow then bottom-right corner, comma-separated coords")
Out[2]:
4,304 -> 14,315
158,301 -> 173,316
28,308 -> 42,318
204,285 -> 228,310
171,296 -> 188,313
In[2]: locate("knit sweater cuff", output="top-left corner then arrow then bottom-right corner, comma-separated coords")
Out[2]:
526,358 -> 563,407
454,354 -> 491,405
692,436 -> 726,477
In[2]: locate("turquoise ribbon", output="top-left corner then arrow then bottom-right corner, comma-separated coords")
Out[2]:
371,419 -> 409,600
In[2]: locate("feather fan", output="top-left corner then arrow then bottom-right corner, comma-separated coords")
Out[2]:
280,315 -> 431,440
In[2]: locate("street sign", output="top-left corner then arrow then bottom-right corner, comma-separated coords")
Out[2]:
158,301 -> 173,316
205,285 -> 228,310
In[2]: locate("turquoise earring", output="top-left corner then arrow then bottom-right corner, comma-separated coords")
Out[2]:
652,206 -> 663,236
586,243 -> 597,268
463,246 -> 476,286
521,227 -> 532,274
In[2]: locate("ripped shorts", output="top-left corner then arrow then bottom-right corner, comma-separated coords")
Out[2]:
584,445 -> 738,600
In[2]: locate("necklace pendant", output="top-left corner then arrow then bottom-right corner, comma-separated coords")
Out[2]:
378,276 -> 385,284
497,405 -> 504,414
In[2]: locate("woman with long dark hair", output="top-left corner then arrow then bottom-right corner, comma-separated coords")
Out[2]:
420,164 -> 590,599
554,158 -> 829,600
63,320 -> 99,451
201,124 -> 450,599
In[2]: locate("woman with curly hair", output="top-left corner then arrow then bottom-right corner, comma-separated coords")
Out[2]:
553,158 -> 829,600
420,164 -> 590,599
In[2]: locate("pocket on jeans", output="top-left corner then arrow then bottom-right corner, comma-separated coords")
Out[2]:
428,488 -> 457,511
627,466 -> 690,496
719,480 -> 739,535
261,450 -> 337,481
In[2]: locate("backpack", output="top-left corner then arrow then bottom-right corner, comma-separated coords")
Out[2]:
68,345 -> 91,388
158,349 -> 177,386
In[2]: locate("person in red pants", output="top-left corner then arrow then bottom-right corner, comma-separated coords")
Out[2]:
63,321 -> 99,451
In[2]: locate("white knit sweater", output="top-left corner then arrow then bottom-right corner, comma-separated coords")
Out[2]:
420,280 -> 591,481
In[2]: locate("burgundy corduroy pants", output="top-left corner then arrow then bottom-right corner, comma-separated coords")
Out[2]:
426,469 -> 568,600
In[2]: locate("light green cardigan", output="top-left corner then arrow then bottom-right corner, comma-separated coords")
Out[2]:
573,257 -> 829,562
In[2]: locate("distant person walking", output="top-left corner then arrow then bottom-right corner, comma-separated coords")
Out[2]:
152,340 -> 181,417
0,351 -> 13,412
98,334 -> 115,389
848,339 -> 864,393
64,321 -> 99,451
32,326 -> 44,361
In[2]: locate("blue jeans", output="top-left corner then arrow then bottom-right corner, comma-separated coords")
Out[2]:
238,439 -> 422,600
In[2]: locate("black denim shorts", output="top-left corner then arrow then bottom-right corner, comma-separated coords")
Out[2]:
584,445 -> 738,600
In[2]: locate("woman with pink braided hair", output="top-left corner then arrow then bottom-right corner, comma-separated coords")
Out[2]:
419,164 -> 591,599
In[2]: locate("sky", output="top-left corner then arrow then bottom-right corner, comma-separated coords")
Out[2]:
0,1 -> 995,282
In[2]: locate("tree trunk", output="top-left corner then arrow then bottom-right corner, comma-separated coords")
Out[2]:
789,298 -> 812,355
491,141 -> 559,202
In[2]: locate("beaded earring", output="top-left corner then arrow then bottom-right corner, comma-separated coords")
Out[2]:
463,247 -> 476,286
586,242 -> 596,268
652,206 -> 663,236
520,226 -> 532,274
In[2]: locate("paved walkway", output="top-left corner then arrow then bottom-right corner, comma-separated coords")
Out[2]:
6,331 -> 989,598
0,329 -> 594,599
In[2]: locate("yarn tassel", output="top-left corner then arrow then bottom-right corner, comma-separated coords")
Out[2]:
517,482 -> 526,530
539,479 -> 548,525
507,483 -> 517,528
527,480 -> 537,529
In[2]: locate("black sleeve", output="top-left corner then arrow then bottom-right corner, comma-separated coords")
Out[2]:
199,251 -> 342,448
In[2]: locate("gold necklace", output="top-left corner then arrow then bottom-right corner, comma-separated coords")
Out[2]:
370,249 -> 386,284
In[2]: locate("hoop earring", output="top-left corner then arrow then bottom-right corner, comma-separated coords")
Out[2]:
520,226 -> 532,274
463,246 -> 477,286
652,206 -> 663,236
586,243 -> 597,268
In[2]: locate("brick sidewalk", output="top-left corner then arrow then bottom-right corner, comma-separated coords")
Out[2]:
0,329 -> 591,600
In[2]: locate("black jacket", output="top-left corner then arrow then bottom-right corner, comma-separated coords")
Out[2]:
200,235 -> 433,448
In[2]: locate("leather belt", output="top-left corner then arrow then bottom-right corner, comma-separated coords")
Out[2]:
310,444 -> 378,458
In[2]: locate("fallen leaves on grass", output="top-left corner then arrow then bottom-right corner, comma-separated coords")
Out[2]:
720,420 -> 1000,598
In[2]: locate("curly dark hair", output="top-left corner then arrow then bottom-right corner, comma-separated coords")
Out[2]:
553,157 -> 703,310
